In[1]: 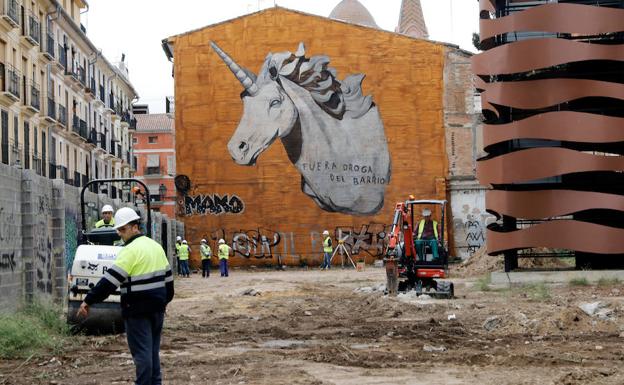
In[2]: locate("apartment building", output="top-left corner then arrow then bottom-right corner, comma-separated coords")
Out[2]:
133,110 -> 175,217
0,0 -> 137,199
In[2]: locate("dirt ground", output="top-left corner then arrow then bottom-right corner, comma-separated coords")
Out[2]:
2,265 -> 624,385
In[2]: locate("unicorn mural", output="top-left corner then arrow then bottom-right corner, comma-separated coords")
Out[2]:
210,41 -> 391,215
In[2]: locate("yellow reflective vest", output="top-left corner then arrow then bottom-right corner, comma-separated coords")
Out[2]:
323,237 -> 333,253
417,219 -> 438,240
84,235 -> 174,317
200,244 -> 212,260
218,244 -> 231,260
95,218 -> 115,228
178,244 -> 190,260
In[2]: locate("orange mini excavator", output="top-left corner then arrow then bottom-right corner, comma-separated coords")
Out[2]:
384,198 -> 454,298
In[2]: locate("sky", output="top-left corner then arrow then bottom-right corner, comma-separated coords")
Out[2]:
82,0 -> 479,113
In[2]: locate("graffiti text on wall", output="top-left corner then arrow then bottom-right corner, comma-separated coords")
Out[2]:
0,253 -> 16,272
465,219 -> 485,255
200,223 -> 392,261
184,194 -> 245,216
206,228 -> 280,258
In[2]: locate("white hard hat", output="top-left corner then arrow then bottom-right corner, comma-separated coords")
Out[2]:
218,238 -> 225,244
422,208 -> 432,216
101,204 -> 114,213
176,236 -> 182,241
182,240 -> 187,244
201,239 -> 207,243
322,230 -> 329,235
113,207 -> 141,229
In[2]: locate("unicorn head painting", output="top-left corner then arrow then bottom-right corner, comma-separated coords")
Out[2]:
210,41 -> 391,215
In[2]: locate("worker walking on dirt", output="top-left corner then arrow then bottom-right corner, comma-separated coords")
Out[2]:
321,230 -> 333,270
175,236 -> 182,275
95,205 -> 115,228
200,239 -> 212,278
77,207 -> 174,385
416,208 -> 440,261
178,240 -> 191,278
218,239 -> 232,277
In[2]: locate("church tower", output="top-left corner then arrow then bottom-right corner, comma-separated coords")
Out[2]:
396,0 -> 428,39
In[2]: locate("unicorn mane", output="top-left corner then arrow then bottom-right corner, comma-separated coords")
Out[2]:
261,43 -> 374,120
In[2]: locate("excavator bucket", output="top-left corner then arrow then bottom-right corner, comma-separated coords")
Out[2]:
385,258 -> 398,296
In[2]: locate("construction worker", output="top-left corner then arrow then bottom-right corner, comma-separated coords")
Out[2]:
178,240 -> 191,278
416,208 -> 440,261
77,207 -> 174,385
200,239 -> 212,278
95,205 -> 115,228
174,236 -> 182,275
217,239 -> 232,277
321,230 -> 333,270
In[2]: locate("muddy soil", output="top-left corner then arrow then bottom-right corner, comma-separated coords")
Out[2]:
2,266 -> 624,384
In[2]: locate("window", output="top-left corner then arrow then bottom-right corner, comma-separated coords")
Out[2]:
148,136 -> 157,144
145,154 -> 160,175
132,137 -> 137,144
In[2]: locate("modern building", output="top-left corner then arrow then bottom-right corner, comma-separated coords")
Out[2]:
474,0 -> 624,270
133,111 -> 176,217
162,2 -> 482,267
0,0 -> 137,199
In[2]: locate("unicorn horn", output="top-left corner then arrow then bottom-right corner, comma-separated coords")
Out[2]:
210,41 -> 259,96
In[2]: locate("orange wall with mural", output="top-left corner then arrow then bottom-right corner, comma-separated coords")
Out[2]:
168,8 -> 449,268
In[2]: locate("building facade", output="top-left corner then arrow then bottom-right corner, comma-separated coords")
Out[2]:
133,112 -> 176,218
163,6 -> 481,267
0,0 -> 137,199
474,0 -> 624,270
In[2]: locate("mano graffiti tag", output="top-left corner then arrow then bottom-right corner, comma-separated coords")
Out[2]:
184,194 -> 245,216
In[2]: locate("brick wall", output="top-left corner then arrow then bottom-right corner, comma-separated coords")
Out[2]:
171,7 -> 454,267
443,48 -> 492,258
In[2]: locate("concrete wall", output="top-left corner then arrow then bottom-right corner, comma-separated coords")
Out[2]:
0,162 -> 183,313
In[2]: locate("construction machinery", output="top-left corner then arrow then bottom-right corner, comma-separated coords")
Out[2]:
66,179 -> 152,334
384,198 -> 454,298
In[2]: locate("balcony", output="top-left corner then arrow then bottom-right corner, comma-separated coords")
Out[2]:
0,63 -> 20,105
0,0 -> 19,30
144,166 -> 161,176
57,104 -> 67,127
109,138 -> 116,157
98,85 -> 105,103
32,155 -> 42,175
105,93 -> 115,114
65,64 -> 81,89
86,129 -> 97,146
25,81 -> 40,113
97,131 -> 107,152
55,43 -> 66,73
48,162 -> 57,179
77,66 -> 86,88
59,165 -> 68,184
40,32 -> 54,62
44,96 -> 56,123
25,13 -> 39,46
71,116 -> 88,140
80,119 -> 87,139
85,77 -> 95,100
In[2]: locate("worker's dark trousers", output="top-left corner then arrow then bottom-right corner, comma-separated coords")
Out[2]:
219,258 -> 229,277
201,259 -> 210,277
176,257 -> 181,275
125,311 -> 165,385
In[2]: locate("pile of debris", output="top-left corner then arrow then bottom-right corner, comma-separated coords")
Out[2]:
452,247 -> 573,277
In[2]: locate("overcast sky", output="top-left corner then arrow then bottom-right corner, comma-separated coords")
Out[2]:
82,0 -> 478,113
